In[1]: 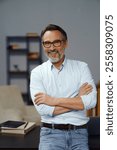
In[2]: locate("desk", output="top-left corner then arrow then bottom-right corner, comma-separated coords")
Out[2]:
0,126 -> 40,149
0,118 -> 100,150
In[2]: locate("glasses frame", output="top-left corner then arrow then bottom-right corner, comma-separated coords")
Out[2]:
42,39 -> 65,48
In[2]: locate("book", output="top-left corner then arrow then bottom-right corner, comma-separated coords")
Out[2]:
0,121 -> 36,135
0,120 -> 26,129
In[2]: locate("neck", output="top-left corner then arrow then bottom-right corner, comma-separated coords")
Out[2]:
52,55 -> 65,70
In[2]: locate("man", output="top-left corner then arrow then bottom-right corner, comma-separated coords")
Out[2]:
30,24 -> 97,150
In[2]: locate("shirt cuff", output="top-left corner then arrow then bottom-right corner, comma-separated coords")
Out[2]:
80,95 -> 93,110
35,104 -> 55,117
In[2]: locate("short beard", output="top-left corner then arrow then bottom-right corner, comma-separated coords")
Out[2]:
46,49 -> 64,63
48,57 -> 60,63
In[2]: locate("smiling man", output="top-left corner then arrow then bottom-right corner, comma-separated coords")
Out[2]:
30,24 -> 97,150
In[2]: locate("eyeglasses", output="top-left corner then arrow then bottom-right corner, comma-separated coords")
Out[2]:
42,39 -> 65,48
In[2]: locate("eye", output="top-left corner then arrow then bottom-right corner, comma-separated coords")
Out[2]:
53,40 -> 61,46
43,41 -> 51,47
44,41 -> 51,45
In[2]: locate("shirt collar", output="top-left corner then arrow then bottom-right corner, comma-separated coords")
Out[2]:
47,56 -> 67,71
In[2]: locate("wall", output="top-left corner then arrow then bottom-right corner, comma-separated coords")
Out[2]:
0,0 -> 100,84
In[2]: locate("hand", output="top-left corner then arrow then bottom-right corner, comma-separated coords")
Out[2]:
78,83 -> 93,97
34,93 -> 55,106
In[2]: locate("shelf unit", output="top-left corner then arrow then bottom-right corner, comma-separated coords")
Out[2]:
6,36 -> 42,104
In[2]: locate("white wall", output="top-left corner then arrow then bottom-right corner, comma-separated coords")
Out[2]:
0,0 -> 100,84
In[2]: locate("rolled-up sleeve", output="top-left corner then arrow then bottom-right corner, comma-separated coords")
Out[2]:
30,68 -> 55,116
79,63 -> 97,110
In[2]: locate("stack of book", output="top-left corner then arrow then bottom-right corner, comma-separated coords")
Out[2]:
0,120 -> 36,135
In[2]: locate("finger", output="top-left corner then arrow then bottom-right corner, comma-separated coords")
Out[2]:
34,100 -> 39,105
34,98 -> 39,104
34,92 -> 44,97
84,88 -> 92,94
80,83 -> 92,91
85,85 -> 93,90
80,86 -> 92,94
34,98 -> 43,105
35,101 -> 41,105
85,87 -> 93,94
34,96 -> 43,102
86,89 -> 92,95
34,97 -> 41,102
87,84 -> 92,88
83,84 -> 93,91
34,99 -> 40,105
80,83 -> 88,88
87,85 -> 93,90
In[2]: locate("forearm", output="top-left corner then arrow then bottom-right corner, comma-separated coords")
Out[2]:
53,106 -> 72,116
53,96 -> 84,110
34,83 -> 92,112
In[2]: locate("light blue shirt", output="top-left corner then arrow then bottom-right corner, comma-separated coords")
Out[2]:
30,58 -> 97,125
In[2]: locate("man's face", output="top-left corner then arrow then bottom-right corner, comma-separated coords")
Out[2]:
42,30 -> 67,63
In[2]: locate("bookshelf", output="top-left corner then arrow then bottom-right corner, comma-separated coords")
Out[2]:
6,35 -> 42,104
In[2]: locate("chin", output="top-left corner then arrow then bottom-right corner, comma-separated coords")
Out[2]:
49,58 -> 60,63
47,54 -> 64,63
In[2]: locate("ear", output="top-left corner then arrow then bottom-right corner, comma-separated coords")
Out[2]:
64,40 -> 68,49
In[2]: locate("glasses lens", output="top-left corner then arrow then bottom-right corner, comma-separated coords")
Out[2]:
53,40 -> 61,47
43,40 -> 64,48
43,41 -> 51,48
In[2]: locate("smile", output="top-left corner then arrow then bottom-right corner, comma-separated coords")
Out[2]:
48,50 -> 58,54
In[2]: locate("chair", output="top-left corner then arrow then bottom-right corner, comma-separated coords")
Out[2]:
0,85 -> 41,125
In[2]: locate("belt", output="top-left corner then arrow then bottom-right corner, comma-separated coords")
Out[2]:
41,122 -> 87,130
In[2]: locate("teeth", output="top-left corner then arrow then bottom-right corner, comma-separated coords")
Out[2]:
51,52 -> 57,54
49,51 -> 58,54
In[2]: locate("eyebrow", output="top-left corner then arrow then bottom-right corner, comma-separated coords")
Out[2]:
43,39 -> 63,42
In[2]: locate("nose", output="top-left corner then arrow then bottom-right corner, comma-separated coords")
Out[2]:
49,43 -> 55,49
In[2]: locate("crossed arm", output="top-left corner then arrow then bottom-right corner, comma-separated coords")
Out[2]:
34,83 -> 93,115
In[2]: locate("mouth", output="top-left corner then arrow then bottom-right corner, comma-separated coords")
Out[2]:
48,49 -> 58,54
48,50 -> 59,57
46,49 -> 64,63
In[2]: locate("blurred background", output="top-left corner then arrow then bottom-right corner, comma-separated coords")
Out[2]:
0,0 -> 100,106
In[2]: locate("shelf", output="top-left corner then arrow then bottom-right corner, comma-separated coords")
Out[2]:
7,35 -> 42,104
28,52 -> 40,61
9,71 -> 28,75
28,58 -> 40,61
7,36 -> 27,41
27,36 -> 41,41
8,49 -> 28,54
